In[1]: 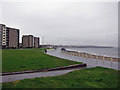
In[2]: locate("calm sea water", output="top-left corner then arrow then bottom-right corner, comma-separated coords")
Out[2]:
65,47 -> 119,58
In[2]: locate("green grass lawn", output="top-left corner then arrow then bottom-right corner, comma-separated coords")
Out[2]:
2,49 -> 82,72
2,67 -> 119,88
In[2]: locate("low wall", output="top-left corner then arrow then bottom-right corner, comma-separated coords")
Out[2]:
61,49 -> 120,62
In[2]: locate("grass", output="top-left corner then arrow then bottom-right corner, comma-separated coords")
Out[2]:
2,67 -> 119,88
2,49 -> 82,72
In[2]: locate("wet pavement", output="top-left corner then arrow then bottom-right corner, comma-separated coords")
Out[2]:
47,48 -> 119,70
1,68 -> 82,83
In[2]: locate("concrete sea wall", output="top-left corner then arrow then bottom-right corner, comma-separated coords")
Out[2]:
61,49 -> 120,62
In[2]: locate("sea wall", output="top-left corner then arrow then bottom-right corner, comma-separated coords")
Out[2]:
61,49 -> 120,62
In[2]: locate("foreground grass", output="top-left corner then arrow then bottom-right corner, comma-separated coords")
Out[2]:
2,49 -> 82,72
3,67 -> 119,88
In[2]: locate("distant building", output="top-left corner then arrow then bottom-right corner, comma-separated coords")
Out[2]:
6,27 -> 19,49
39,45 -> 54,49
34,37 -> 39,48
0,24 -> 19,49
0,24 -> 40,49
0,24 -> 2,49
22,35 -> 40,48
22,35 -> 34,48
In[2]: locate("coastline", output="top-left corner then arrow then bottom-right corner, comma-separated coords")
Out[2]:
65,47 -> 119,58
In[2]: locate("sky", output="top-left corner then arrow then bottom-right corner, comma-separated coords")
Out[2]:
0,0 -> 118,47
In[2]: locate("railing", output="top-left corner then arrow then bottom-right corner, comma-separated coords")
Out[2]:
61,49 -> 120,62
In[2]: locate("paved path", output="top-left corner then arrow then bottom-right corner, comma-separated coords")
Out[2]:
47,48 -> 119,70
1,68 -> 82,83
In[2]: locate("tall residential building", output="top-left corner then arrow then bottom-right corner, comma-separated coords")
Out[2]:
34,37 -> 39,48
1,24 -> 8,48
0,24 -> 19,49
22,35 -> 34,48
0,24 -> 2,49
6,27 -> 19,48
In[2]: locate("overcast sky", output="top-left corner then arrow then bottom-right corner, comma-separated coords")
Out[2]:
0,0 -> 118,47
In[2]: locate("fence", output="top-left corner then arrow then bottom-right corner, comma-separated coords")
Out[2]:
61,49 -> 120,62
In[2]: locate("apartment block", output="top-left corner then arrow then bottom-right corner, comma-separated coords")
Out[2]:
0,24 -> 19,49
6,27 -> 19,48
22,35 -> 34,48
0,24 -> 3,48
22,35 -> 40,48
34,37 -> 39,48
1,24 -> 7,48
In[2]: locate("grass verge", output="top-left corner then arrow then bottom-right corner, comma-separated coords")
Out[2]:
2,67 -> 119,88
2,49 -> 82,72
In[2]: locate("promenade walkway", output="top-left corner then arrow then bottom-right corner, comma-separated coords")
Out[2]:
1,68 -> 81,83
47,48 -> 119,70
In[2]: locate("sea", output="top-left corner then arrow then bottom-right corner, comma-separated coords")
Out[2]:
65,47 -> 119,58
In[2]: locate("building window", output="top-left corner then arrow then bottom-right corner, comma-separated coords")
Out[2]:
3,40 -> 6,42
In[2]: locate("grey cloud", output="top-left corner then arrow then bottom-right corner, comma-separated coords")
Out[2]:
1,1 -> 118,47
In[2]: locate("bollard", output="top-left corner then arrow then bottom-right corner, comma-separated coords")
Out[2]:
79,53 -> 81,57
78,53 -> 80,57
68,52 -> 70,55
67,51 -> 69,55
90,54 -> 92,64
77,52 -> 79,57
75,52 -> 77,56
96,55 -> 98,64
80,53 -> 82,57
73,52 -> 75,56
71,52 -> 72,56
103,56 -> 105,65
72,52 -> 74,56
111,57 -> 113,66
79,53 -> 82,61
81,53 -> 84,61
85,53 -> 87,62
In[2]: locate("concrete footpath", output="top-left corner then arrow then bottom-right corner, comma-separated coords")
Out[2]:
1,67 -> 85,83
1,64 -> 86,83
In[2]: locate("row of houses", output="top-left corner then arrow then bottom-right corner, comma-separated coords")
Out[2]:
0,24 -> 40,49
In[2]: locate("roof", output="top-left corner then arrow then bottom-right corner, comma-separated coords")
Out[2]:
6,27 -> 19,31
